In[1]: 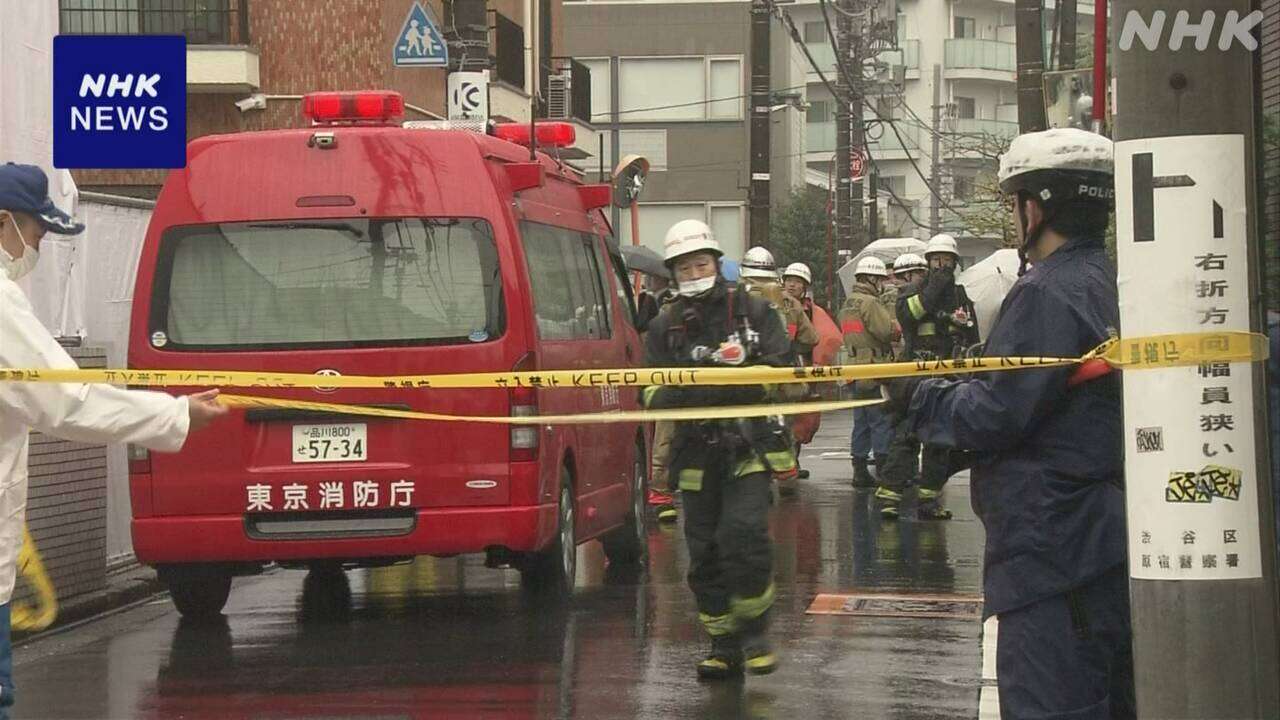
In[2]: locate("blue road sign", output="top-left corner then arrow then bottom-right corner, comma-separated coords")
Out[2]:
394,2 -> 448,67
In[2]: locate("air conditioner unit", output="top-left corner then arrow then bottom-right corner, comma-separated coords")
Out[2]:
546,71 -> 572,119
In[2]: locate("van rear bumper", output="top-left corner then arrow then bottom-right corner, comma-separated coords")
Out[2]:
132,504 -> 559,564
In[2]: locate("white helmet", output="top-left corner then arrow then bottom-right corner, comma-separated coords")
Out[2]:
740,246 -> 778,280
854,256 -> 888,278
893,253 -> 927,273
782,262 -> 812,285
924,233 -> 959,258
663,219 -> 722,266
998,128 -> 1115,207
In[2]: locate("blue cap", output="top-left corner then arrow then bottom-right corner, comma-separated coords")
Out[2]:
0,163 -> 84,235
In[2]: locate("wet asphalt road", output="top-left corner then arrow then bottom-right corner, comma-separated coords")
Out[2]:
13,413 -> 987,720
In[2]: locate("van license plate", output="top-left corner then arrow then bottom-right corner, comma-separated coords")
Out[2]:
292,424 -> 368,463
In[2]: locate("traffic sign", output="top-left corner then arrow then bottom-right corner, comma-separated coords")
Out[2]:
394,1 -> 448,67
850,150 -> 866,181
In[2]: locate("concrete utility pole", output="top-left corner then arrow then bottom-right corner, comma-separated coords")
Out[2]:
929,63 -> 942,231
835,0 -> 864,253
1058,0 -> 1077,69
1112,0 -> 1280,716
1014,0 -> 1048,131
749,0 -> 772,248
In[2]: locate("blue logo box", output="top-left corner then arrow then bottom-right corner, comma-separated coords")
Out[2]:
53,35 -> 187,169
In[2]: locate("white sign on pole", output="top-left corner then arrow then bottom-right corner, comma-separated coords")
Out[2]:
1115,134 -> 1262,580
448,71 -> 489,122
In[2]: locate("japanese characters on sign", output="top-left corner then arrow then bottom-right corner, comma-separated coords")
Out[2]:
245,479 -> 416,512
1115,134 -> 1262,580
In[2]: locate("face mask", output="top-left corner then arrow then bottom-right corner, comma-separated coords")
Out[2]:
0,215 -> 39,281
677,275 -> 717,298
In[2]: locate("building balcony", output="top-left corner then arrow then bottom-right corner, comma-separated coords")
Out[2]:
58,0 -> 258,93
805,120 -> 923,162
946,118 -> 1019,139
805,40 -> 920,82
944,38 -> 1015,83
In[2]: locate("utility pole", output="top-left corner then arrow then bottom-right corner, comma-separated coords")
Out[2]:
1014,0 -> 1047,131
835,0 -> 865,253
1112,0 -> 1280,716
1058,0 -> 1077,69
929,63 -> 942,231
867,167 -> 879,243
749,0 -> 772,248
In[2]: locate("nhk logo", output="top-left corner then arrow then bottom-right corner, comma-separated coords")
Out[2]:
54,35 -> 187,169
1119,9 -> 1264,52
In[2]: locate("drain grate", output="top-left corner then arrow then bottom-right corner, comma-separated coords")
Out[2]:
806,592 -> 983,619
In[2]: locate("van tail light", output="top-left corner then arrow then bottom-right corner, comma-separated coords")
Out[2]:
510,353 -> 539,462
302,91 -> 405,125
127,444 -> 151,475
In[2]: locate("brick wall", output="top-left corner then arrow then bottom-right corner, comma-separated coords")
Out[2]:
1263,0 -> 1278,310
14,348 -> 111,609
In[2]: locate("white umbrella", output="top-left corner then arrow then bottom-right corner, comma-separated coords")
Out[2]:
958,248 -> 1021,343
837,237 -> 927,296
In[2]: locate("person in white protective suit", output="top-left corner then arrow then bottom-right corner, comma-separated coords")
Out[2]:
0,163 -> 226,719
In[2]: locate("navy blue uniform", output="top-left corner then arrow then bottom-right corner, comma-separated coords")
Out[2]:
909,237 -> 1135,719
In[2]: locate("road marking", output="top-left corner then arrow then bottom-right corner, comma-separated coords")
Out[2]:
979,616 -> 1000,719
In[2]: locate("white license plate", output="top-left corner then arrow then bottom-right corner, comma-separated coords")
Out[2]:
292,424 -> 368,463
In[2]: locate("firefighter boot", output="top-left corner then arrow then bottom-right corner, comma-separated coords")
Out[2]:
740,611 -> 778,676
697,633 -> 744,681
875,486 -> 904,520
916,488 -> 953,520
852,457 -> 876,488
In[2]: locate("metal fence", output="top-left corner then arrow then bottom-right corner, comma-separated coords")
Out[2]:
59,0 -> 250,45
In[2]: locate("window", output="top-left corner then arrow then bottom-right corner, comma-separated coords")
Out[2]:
618,202 -> 744,259
954,16 -> 976,39
605,249 -> 638,328
806,99 -> 833,124
803,21 -> 828,44
877,175 -> 906,198
154,218 -> 503,350
953,175 -> 975,203
896,13 -> 907,42
618,56 -> 742,121
955,96 -> 976,119
708,205 -> 745,260
580,57 -> 612,124
876,95 -> 895,121
521,223 -> 611,340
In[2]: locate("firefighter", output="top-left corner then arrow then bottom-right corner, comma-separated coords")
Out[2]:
740,247 -> 819,360
877,236 -> 978,520
781,262 -> 820,480
838,257 -> 896,488
890,128 -> 1134,717
643,220 -> 794,680
739,247 -> 814,497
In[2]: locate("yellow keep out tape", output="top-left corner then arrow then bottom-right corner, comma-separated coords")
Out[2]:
12,526 -> 58,632
0,332 -> 1265,392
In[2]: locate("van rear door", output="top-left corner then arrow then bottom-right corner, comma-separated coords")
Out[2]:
141,216 -> 518,518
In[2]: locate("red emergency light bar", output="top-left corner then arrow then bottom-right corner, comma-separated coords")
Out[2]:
302,91 -> 405,124
493,122 -> 576,148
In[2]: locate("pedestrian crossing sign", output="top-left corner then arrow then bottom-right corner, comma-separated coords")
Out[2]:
394,1 -> 448,67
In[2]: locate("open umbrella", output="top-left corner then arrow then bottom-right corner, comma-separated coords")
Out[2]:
620,245 -> 668,278
958,248 -> 1021,343
836,237 -> 927,296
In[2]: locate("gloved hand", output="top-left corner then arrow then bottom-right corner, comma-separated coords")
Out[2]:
879,377 -> 922,414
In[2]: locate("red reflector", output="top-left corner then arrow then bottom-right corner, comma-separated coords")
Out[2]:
302,91 -> 405,124
493,122 -> 577,148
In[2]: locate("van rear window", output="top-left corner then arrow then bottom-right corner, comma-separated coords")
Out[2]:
151,218 -> 503,350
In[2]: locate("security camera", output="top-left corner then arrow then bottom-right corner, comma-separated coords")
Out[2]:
234,94 -> 267,113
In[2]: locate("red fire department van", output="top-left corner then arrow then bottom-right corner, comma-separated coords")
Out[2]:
127,91 -> 649,618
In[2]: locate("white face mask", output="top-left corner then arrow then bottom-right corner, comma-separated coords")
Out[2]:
1,215 -> 40,281
677,275 -> 717,298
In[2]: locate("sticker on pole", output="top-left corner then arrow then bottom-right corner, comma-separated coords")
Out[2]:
1115,134 -> 1262,581
394,1 -> 448,67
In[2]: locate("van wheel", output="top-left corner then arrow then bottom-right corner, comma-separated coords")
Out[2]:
158,565 -> 233,620
521,470 -> 576,596
601,439 -> 649,566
